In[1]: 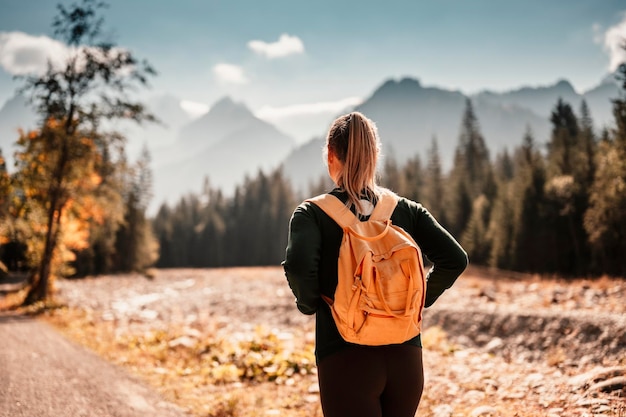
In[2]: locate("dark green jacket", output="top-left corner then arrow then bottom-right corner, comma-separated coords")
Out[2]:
283,189 -> 468,362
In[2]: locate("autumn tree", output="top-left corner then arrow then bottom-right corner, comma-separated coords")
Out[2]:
68,132 -> 124,276
0,150 -> 12,269
0,150 -> 9,224
16,0 -> 156,304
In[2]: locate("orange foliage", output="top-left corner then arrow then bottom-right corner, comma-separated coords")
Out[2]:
60,208 -> 90,251
75,195 -> 106,225
45,117 -> 61,129
80,137 -> 95,147
88,172 -> 102,187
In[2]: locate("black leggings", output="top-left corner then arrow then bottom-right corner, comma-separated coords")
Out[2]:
317,344 -> 424,417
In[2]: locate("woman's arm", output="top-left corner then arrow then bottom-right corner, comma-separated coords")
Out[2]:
282,204 -> 322,315
412,204 -> 469,307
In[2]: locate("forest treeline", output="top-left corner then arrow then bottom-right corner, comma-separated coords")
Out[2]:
3,79 -> 626,284
3,83 -> 626,287
152,89 -> 626,277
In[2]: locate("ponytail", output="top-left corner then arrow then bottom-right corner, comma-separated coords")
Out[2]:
326,112 -> 381,213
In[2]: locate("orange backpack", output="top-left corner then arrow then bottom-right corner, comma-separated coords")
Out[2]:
307,189 -> 426,346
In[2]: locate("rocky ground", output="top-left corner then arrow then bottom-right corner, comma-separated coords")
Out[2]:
25,266 -> 626,416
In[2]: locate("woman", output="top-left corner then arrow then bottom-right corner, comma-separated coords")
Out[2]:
283,111 -> 468,417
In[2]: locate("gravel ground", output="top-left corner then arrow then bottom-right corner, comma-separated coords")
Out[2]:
48,266 -> 626,417
0,314 -> 189,417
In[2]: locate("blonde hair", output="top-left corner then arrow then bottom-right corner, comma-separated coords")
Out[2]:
325,111 -> 381,213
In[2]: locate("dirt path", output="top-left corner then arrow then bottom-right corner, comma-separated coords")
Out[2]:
0,313 -> 190,417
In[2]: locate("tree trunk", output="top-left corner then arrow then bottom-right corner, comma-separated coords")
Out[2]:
23,117 -> 72,305
23,201 -> 62,305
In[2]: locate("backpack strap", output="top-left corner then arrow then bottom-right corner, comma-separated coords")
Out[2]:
369,188 -> 399,222
306,194 -> 357,229
306,188 -> 399,228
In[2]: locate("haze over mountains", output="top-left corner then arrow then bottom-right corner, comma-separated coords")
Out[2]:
151,97 -> 295,209
0,74 -> 621,214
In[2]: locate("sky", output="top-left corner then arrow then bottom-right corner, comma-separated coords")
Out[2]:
1,0 -> 625,142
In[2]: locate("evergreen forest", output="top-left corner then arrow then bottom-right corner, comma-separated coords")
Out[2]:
150,85 -> 626,278
3,77 -> 626,293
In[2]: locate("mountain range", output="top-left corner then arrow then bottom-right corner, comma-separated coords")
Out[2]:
282,75 -> 620,193
0,73 -> 621,214
151,97 -> 295,209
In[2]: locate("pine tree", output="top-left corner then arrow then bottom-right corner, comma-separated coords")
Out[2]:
401,154 -> 423,203
113,146 -> 159,272
584,62 -> 626,276
486,149 -> 515,269
545,99 -> 591,275
153,204 -> 174,267
462,194 -> 491,264
449,99 -> 494,260
507,128 -> 548,272
494,149 -> 514,182
422,137 -> 447,225
578,100 -> 597,188
486,179 -> 514,269
198,181 -> 227,267
150,167 -> 297,268
381,155 -> 405,194
455,98 -> 494,199
547,99 -> 579,177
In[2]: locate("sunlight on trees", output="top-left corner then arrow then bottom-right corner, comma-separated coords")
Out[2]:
3,0 -> 157,304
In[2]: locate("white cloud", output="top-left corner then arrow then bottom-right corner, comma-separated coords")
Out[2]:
599,14 -> 626,72
248,34 -> 304,59
213,63 -> 249,85
256,97 -> 363,144
0,31 -> 69,75
180,100 -> 210,118
0,31 -> 132,79
256,97 -> 363,120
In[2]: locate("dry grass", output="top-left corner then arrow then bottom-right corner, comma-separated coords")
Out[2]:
0,287 -> 27,310
39,308 -> 474,417
41,306 -> 624,417
3,266 -> 625,417
41,306 -> 321,417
